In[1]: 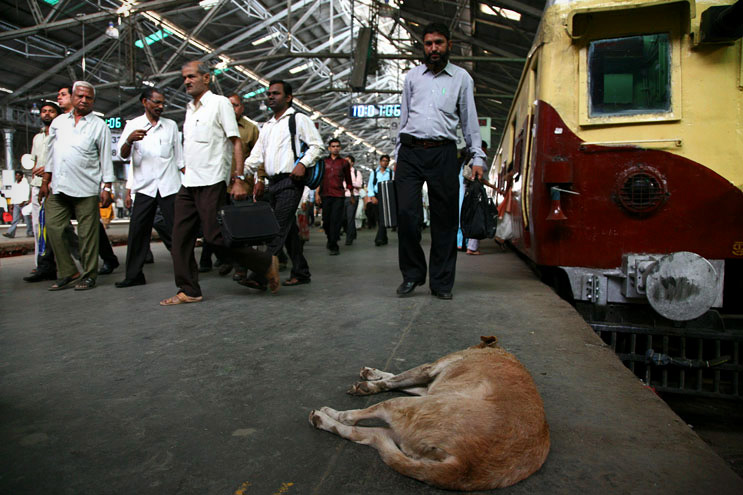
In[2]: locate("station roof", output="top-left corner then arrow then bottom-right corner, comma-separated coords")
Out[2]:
0,0 -> 546,164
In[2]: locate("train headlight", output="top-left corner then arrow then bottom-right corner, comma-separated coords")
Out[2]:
615,165 -> 668,214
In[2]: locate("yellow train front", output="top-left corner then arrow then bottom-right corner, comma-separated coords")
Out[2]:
491,0 -> 743,323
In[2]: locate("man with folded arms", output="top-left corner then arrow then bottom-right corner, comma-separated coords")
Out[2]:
161,61 -> 279,306
39,81 -> 115,291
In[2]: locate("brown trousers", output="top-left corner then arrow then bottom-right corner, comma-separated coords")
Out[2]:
171,182 -> 271,297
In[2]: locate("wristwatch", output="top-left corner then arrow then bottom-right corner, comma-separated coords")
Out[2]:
103,187 -> 112,192
234,174 -> 246,181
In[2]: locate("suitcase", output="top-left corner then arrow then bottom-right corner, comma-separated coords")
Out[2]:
378,180 -> 397,228
217,200 -> 280,247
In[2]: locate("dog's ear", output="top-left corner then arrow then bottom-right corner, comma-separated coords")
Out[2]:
480,336 -> 498,347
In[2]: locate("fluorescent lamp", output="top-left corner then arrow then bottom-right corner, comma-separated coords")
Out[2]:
0,87 -> 13,93
479,4 -> 522,22
93,111 -> 105,117
252,31 -> 281,46
289,63 -> 310,74
199,0 -> 219,10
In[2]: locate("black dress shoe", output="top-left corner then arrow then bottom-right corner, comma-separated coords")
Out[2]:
98,262 -> 119,275
115,276 -> 146,288
431,289 -> 453,300
23,271 -> 56,282
396,280 -> 424,297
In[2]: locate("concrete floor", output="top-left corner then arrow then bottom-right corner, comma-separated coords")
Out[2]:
1,228 -> 741,494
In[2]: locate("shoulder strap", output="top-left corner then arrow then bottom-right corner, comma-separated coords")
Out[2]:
288,113 -> 298,160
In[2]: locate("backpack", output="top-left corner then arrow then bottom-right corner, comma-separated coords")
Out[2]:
289,113 -> 324,189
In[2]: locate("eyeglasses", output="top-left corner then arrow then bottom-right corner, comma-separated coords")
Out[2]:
147,98 -> 166,106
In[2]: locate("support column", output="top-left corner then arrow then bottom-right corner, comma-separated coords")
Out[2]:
3,128 -> 14,170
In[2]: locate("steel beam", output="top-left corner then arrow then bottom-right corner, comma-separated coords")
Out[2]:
2,33 -> 111,104
0,0 -> 190,42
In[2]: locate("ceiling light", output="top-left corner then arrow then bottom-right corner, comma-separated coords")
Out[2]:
289,63 -> 310,74
0,87 -> 12,93
252,31 -> 281,46
480,4 -> 522,22
199,0 -> 219,10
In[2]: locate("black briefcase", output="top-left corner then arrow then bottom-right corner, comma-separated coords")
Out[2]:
378,180 -> 397,228
217,201 -> 280,246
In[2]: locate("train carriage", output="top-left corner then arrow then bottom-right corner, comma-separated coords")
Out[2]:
490,0 -> 743,324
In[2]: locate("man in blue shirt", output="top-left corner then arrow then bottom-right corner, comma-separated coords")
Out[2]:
395,22 -> 487,300
366,154 -> 393,247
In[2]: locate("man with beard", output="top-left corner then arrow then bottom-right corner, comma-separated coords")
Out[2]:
394,22 -> 486,300
116,87 -> 183,288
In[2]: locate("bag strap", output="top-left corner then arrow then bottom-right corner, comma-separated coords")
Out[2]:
289,112 -> 298,161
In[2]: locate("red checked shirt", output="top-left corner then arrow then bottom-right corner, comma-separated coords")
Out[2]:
319,156 -> 354,198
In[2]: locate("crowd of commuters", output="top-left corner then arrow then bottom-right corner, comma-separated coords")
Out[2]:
10,22 -> 487,301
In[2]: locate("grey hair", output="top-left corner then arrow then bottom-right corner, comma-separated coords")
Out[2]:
183,60 -> 211,75
72,80 -> 96,98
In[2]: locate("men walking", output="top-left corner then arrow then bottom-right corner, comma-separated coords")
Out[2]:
317,139 -> 354,255
161,61 -> 278,305
116,87 -> 183,288
39,81 -> 116,291
394,23 -> 486,300
3,171 -> 31,238
245,80 -> 323,287
366,154 -> 393,247
343,155 -> 363,246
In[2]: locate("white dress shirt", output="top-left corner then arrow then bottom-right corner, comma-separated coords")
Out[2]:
10,177 -> 30,204
344,166 -> 363,197
119,114 -> 183,197
182,90 -> 239,187
46,111 -> 116,197
244,107 -> 324,177
29,131 -> 50,187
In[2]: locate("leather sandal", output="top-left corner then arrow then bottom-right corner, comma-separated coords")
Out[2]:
159,292 -> 203,306
74,277 -> 97,291
282,277 -> 311,287
49,273 -> 80,291
237,278 -> 267,291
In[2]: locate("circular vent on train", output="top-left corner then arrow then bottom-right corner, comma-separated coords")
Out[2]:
615,166 -> 668,214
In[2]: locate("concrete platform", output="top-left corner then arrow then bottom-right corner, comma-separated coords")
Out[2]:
1,229 -> 741,494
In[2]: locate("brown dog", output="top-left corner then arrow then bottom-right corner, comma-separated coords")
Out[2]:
309,336 -> 550,490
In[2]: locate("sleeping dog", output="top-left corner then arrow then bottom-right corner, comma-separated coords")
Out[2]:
309,336 -> 550,490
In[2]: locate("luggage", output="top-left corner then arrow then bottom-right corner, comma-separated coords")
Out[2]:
461,180 -> 497,240
217,200 -> 280,247
378,180 -> 397,228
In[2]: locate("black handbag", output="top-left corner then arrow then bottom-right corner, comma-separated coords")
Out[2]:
217,200 -> 280,247
461,180 -> 496,240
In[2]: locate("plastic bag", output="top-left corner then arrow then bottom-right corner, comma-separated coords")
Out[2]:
495,212 -> 513,241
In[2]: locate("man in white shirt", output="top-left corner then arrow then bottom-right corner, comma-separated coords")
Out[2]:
161,61 -> 279,305
22,101 -> 62,282
343,155 -> 363,246
39,81 -> 116,291
3,170 -> 31,238
244,80 -> 323,288
116,87 -> 183,288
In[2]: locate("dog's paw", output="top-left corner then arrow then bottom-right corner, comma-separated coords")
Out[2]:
359,367 -> 387,381
309,409 -> 325,428
347,381 -> 374,395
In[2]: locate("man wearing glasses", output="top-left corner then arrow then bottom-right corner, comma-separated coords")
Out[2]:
116,87 -> 184,288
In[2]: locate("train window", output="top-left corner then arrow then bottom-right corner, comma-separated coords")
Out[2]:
588,34 -> 671,117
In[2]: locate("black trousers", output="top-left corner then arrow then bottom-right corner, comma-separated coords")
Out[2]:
124,192 -> 175,280
396,142 -> 459,292
171,183 -> 271,297
344,196 -> 358,241
321,196 -> 344,250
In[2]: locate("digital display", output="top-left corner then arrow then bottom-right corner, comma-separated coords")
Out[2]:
348,103 -> 401,119
106,117 -> 122,129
